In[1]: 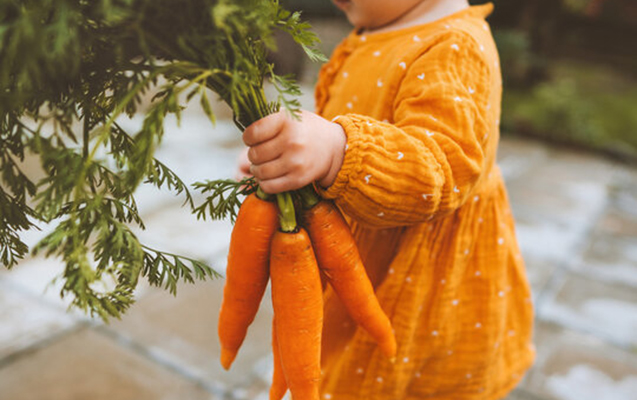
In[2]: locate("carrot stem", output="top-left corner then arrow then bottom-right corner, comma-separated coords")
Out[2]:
276,192 -> 297,233
256,186 -> 270,201
298,185 -> 320,210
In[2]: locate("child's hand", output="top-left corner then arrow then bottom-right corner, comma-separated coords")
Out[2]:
242,110 -> 346,194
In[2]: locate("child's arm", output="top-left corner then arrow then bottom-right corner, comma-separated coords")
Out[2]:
317,31 -> 494,228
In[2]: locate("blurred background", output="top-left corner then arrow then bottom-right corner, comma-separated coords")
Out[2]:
0,1 -> 636,399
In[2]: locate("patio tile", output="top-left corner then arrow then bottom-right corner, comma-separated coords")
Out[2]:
0,281 -> 78,362
524,321 -> 637,400
0,328 -> 217,400
513,211 -> 583,266
132,202 -> 234,272
504,389 -> 549,400
507,171 -> 609,230
527,148 -> 621,185
106,265 -> 274,391
576,175 -> 637,288
537,272 -> 637,349
1,256 -> 91,313
579,225 -> 637,288
1,254 -> 158,314
505,146 -> 616,225
498,136 -> 551,182
517,255 -> 561,299
612,166 -> 637,219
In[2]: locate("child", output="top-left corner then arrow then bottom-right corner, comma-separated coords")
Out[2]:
240,0 -> 535,398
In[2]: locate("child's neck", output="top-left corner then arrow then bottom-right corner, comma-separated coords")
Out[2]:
364,0 -> 470,34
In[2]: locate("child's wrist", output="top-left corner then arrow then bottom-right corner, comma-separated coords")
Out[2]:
318,122 -> 346,188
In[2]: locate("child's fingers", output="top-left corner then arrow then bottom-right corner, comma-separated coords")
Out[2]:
257,174 -> 302,194
251,156 -> 310,194
247,136 -> 285,165
242,111 -> 286,146
249,158 -> 288,181
253,153 -> 310,181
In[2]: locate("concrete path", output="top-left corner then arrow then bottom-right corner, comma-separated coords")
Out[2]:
1,89 -> 636,399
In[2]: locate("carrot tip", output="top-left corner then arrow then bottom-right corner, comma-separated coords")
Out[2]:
269,386 -> 288,400
381,339 -> 398,360
220,348 -> 237,370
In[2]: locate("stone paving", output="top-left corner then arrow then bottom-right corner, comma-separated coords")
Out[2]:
2,21 -> 637,400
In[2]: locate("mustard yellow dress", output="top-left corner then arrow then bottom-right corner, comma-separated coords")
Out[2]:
315,4 -> 535,399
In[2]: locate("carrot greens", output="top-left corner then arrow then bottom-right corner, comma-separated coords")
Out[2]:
0,0 -> 324,320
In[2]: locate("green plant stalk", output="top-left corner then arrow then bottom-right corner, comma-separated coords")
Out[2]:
298,184 -> 321,210
218,75 -> 305,233
255,186 -> 270,201
276,192 -> 297,233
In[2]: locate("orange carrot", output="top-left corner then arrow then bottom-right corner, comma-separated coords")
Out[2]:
270,228 -> 323,400
304,199 -> 397,359
218,193 -> 279,370
270,316 -> 288,400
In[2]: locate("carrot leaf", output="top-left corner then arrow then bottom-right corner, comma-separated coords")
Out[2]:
193,177 -> 259,223
0,0 -> 323,319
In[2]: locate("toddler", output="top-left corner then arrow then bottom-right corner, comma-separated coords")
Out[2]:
240,0 -> 535,398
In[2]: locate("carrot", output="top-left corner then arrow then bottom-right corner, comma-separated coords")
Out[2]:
218,192 -> 279,370
270,227 -> 323,400
270,316 -> 288,400
303,198 -> 397,360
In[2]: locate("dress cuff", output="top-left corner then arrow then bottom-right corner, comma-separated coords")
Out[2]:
317,114 -> 365,200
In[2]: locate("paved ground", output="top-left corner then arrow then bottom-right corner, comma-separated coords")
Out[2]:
2,20 -> 637,400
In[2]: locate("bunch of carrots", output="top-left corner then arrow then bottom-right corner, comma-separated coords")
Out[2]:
218,185 -> 397,400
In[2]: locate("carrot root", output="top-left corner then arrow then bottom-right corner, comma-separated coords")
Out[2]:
270,228 -> 323,400
304,200 -> 397,359
218,193 -> 279,370
270,316 -> 288,400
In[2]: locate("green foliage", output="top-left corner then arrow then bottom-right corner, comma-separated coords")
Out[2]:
502,61 -> 637,160
193,177 -> 258,223
0,0 -> 324,320
493,29 -> 540,88
508,79 -> 605,142
561,0 -> 590,13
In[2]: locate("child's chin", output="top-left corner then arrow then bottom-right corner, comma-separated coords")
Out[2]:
344,14 -> 367,29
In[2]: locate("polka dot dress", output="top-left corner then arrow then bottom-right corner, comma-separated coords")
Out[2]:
314,4 -> 535,400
